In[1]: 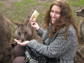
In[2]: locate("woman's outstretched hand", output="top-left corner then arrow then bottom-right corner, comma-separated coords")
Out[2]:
14,39 -> 29,46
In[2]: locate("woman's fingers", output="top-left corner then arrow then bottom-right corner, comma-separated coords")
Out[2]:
14,39 -> 21,43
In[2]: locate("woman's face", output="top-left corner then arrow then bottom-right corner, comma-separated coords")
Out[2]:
50,5 -> 61,25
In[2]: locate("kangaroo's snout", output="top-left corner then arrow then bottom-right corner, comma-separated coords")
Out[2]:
14,16 -> 37,43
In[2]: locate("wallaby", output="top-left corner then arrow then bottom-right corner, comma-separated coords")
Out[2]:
13,16 -> 37,42
0,12 -> 12,63
76,8 -> 84,61
76,8 -> 84,42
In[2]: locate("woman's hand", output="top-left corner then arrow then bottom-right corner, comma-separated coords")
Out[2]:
14,39 -> 29,46
29,20 -> 40,30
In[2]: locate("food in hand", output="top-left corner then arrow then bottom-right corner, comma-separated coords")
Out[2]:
30,10 -> 39,22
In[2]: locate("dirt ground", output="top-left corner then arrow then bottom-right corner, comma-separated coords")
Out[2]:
0,0 -> 84,63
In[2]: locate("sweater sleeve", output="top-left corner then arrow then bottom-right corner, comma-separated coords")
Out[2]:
27,30 -> 75,58
37,28 -> 45,37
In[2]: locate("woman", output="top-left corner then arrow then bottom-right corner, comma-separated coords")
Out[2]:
12,0 -> 79,63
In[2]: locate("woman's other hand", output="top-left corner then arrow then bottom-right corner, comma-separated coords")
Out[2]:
29,20 -> 40,30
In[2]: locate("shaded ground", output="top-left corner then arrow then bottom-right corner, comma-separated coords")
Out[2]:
0,0 -> 84,63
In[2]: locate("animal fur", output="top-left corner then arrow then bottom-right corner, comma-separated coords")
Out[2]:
76,8 -> 84,42
0,12 -> 12,63
13,16 -> 37,42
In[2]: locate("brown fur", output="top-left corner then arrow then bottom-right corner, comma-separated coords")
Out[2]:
75,8 -> 84,62
76,8 -> 84,42
0,12 -> 12,63
13,16 -> 37,42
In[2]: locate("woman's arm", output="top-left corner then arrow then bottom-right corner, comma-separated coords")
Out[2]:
37,28 -> 45,37
29,21 -> 45,37
27,29 -> 77,58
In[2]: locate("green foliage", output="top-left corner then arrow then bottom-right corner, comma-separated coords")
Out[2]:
37,12 -> 45,22
9,0 -> 40,21
0,3 -> 4,7
31,1 -> 39,5
14,0 -> 31,7
68,0 -> 84,7
45,3 -> 51,9
0,0 -> 84,23
14,0 -> 39,7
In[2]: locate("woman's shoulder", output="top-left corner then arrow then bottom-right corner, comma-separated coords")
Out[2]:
58,25 -> 76,34
68,25 -> 76,34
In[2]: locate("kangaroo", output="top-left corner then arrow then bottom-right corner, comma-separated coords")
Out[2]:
76,8 -> 84,42
0,12 -> 12,63
13,16 -> 37,42
76,8 -> 84,61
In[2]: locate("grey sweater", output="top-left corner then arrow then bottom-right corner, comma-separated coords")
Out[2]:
27,25 -> 78,63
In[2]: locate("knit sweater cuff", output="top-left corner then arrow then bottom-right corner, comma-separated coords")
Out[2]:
27,39 -> 40,49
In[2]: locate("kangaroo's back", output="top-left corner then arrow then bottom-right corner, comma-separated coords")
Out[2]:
0,12 -> 12,63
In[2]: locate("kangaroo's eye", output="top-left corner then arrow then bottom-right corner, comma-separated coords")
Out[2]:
18,32 -> 21,36
25,31 -> 27,35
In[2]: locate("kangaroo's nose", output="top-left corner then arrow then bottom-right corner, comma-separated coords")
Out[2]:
76,12 -> 78,13
21,39 -> 24,42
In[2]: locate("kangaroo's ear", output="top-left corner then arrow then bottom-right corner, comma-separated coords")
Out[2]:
12,21 -> 21,27
24,16 -> 30,25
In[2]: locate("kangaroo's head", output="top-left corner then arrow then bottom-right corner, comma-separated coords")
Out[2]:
13,16 -> 33,42
76,8 -> 84,17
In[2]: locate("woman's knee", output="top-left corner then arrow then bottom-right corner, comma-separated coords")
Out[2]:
12,57 -> 25,63
13,45 -> 25,57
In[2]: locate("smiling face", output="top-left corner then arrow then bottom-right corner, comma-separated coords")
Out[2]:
50,5 -> 61,25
